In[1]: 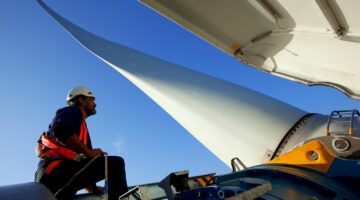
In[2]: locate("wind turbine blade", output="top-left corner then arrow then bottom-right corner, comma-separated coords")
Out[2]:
38,1 -> 307,167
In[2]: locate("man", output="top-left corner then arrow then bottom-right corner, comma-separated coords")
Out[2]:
35,86 -> 128,200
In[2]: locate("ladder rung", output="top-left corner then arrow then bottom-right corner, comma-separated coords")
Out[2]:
329,119 -> 351,123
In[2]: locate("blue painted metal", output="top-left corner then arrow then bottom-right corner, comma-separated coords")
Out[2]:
175,164 -> 360,199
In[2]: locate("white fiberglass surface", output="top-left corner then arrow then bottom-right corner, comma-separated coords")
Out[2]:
141,0 -> 360,100
39,1 -> 306,167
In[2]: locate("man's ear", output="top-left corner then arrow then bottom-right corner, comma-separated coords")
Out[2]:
77,97 -> 86,105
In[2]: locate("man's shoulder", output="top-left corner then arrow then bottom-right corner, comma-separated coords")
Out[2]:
55,106 -> 82,118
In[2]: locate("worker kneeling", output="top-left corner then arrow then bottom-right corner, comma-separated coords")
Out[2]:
35,87 -> 128,200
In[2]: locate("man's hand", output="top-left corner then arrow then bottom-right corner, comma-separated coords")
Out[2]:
85,184 -> 104,195
87,148 -> 105,158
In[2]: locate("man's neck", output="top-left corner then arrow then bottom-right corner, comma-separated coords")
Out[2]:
80,108 -> 88,119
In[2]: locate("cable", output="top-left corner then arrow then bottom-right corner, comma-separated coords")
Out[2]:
103,153 -> 109,200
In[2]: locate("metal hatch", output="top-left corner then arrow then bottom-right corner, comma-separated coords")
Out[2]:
140,0 -> 360,100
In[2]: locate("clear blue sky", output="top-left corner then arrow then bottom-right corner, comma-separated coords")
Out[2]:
0,1 -> 358,187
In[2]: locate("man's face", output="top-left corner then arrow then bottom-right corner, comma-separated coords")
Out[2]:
81,97 -> 97,116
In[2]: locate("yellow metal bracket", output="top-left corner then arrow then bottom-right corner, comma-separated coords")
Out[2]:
267,140 -> 336,173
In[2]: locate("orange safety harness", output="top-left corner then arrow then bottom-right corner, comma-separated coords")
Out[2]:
37,117 -> 89,174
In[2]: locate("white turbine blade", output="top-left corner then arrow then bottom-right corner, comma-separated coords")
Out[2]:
140,0 -> 360,100
38,1 -> 307,167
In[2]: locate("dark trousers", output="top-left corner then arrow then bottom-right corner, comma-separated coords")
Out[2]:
36,156 -> 128,200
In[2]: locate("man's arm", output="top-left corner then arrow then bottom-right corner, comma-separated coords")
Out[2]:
63,134 -> 104,158
64,135 -> 105,194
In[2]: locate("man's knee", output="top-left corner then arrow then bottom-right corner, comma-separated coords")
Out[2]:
109,156 -> 125,168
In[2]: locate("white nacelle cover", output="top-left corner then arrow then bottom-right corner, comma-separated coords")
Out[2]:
141,0 -> 360,100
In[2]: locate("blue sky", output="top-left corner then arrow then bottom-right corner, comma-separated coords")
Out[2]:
0,0 -> 358,187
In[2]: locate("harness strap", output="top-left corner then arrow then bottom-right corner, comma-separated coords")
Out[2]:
44,160 -> 62,174
38,135 -> 85,174
79,121 -> 88,145
40,136 -> 79,160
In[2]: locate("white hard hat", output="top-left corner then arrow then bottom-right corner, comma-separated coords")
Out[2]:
66,86 -> 95,102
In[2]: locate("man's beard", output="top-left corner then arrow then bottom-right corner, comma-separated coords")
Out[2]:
85,107 -> 96,116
